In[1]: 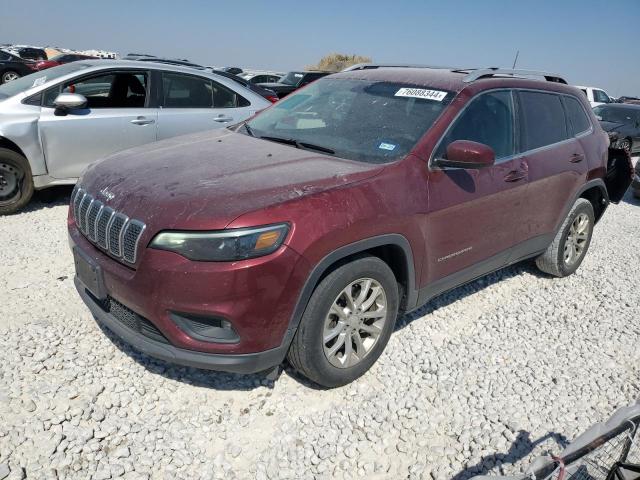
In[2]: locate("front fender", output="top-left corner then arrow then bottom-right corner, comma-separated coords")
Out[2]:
0,101 -> 46,176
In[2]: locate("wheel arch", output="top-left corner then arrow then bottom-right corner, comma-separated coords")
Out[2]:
280,234 -> 418,351
578,182 -> 608,223
0,136 -> 27,159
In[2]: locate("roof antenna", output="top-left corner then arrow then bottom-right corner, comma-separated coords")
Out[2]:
512,50 -> 520,69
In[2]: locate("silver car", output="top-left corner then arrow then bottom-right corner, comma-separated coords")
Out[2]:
0,60 -> 270,214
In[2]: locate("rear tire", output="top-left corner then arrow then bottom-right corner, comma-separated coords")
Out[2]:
0,148 -> 34,215
1,70 -> 20,84
535,198 -> 594,277
287,256 -> 399,388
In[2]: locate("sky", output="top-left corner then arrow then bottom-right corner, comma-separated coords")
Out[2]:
2,0 -> 638,96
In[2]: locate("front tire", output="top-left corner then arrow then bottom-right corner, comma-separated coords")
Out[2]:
287,256 -> 399,388
535,198 -> 594,277
0,148 -> 34,215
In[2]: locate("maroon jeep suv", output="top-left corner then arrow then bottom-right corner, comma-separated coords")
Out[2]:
68,66 -> 633,387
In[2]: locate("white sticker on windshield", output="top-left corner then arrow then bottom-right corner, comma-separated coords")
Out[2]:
378,142 -> 397,151
32,76 -> 47,87
395,88 -> 447,101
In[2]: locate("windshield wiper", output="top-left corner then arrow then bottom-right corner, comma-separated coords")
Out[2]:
259,135 -> 335,155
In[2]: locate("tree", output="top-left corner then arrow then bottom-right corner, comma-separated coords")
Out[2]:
307,53 -> 372,72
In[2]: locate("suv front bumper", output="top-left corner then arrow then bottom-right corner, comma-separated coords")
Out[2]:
69,219 -> 311,373
76,277 -> 288,373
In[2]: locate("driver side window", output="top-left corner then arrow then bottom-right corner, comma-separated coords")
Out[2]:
436,90 -> 515,160
43,72 -> 148,108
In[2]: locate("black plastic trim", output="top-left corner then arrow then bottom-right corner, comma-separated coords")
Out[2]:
567,179 -> 609,223
279,234 -> 418,351
76,277 -> 286,374
416,234 -> 552,306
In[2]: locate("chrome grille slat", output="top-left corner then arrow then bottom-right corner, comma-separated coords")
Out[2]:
95,207 -> 113,250
122,220 -> 145,264
72,188 -> 83,221
107,213 -> 127,258
86,201 -> 103,242
78,195 -> 92,234
70,191 -> 145,266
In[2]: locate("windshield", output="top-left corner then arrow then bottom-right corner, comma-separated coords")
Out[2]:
0,62 -> 91,100
245,78 -> 453,163
594,106 -> 640,124
279,72 -> 304,86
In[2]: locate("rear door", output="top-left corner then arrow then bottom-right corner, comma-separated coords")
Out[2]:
38,69 -> 158,179
425,89 -> 530,287
517,90 -> 588,240
156,72 -> 253,139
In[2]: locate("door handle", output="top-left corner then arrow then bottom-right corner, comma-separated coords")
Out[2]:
570,153 -> 585,163
213,115 -> 234,123
504,170 -> 527,182
131,117 -> 155,126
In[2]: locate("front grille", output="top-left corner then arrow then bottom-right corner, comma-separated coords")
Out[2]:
107,296 -> 169,344
72,187 -> 146,265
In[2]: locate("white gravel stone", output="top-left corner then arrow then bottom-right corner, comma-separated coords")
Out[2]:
1,183 -> 639,479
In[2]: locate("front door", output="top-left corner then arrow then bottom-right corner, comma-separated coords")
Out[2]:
423,90 -> 529,295
157,72 -> 253,140
39,70 -> 157,179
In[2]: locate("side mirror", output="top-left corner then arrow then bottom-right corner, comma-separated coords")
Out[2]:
53,93 -> 87,113
435,140 -> 496,169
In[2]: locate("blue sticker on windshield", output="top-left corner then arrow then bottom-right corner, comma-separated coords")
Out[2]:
378,142 -> 397,151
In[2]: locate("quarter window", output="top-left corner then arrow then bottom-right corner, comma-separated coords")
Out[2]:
564,96 -> 591,135
518,91 -> 568,151
436,90 -> 515,160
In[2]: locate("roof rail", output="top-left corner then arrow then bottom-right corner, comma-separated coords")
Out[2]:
462,68 -> 567,84
342,62 -> 461,72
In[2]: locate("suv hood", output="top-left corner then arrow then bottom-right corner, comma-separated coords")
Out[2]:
81,129 -> 384,232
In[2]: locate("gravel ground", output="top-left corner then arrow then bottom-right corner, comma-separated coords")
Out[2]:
1,182 -> 639,480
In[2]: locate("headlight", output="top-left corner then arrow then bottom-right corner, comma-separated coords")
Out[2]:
149,223 -> 289,261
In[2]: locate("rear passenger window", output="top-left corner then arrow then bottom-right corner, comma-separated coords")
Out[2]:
436,90 -> 515,160
564,96 -> 591,135
162,73 -> 213,108
519,92 -> 568,151
162,73 -> 249,108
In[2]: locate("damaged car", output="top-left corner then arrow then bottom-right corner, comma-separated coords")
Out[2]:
69,66 -> 633,387
0,60 -> 270,214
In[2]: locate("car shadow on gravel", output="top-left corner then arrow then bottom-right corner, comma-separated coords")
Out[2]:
395,260 -> 542,331
96,322 -> 277,391
450,430 -> 570,479
20,186 -> 74,214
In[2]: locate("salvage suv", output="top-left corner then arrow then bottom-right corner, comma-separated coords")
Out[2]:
69,66 -> 632,387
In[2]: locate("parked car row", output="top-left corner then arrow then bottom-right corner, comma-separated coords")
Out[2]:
0,49 -> 38,83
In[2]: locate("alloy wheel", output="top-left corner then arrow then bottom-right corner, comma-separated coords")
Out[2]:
2,72 -> 19,83
618,138 -> 631,153
564,212 -> 590,266
322,278 -> 387,368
